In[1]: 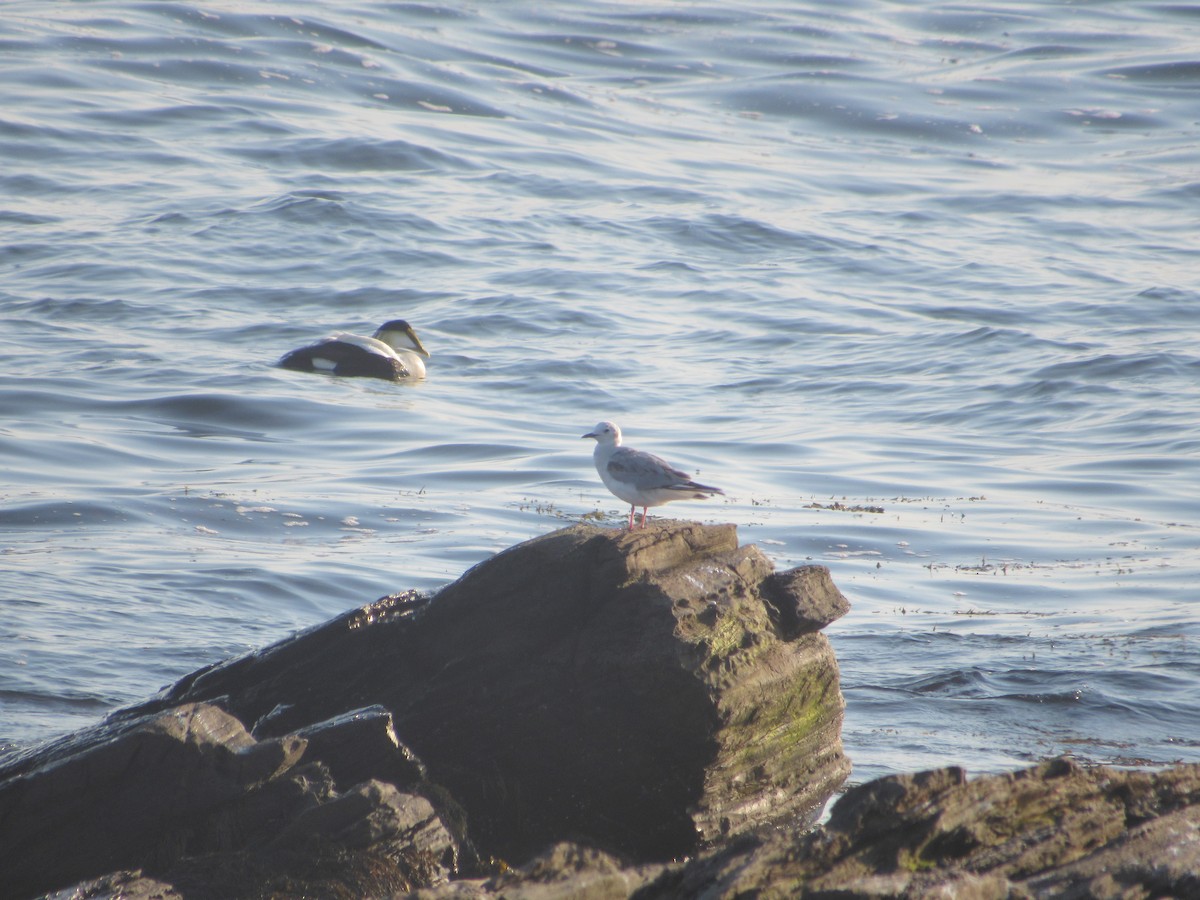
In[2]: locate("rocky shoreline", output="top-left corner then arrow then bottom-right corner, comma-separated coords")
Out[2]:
2,523 -> 1196,899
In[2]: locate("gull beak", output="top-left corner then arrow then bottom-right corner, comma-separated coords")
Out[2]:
581,431 -> 597,440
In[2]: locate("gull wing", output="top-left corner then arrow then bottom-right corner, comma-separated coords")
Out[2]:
606,447 -> 695,491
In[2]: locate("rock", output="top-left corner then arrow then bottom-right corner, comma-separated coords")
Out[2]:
5,521 -> 1198,899
272,778 -> 457,891
1022,804 -> 1200,898
49,755 -> 1200,899
1,522 -> 850,897
0,703 -> 458,900
410,842 -> 670,900
43,870 -> 183,900
0,704 -> 285,899
112,522 -> 851,863
760,564 -> 852,639
633,758 -> 1200,899
288,705 -> 427,791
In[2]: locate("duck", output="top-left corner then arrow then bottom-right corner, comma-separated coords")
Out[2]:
278,319 -> 430,381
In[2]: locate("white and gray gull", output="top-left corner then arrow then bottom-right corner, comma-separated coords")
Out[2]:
582,421 -> 724,530
278,319 -> 430,381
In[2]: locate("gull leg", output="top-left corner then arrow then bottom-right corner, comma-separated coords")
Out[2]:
639,507 -> 649,529
627,505 -> 635,530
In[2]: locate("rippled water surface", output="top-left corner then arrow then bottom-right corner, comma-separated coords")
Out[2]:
2,1 -> 1199,785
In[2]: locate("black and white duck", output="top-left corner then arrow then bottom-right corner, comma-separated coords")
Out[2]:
278,319 -> 430,381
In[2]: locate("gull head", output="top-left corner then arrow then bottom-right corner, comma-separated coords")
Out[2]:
581,420 -> 622,446
373,319 -> 430,358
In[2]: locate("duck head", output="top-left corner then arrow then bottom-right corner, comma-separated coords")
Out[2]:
373,319 -> 430,357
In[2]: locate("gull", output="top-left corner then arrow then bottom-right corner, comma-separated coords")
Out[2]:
278,319 -> 430,381
581,421 -> 724,530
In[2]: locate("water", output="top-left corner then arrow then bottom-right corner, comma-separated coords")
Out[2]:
2,1 -> 1198,787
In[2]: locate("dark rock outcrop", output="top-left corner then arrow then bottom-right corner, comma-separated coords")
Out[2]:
639,757 -> 1200,899
117,521 -> 849,863
0,522 -> 850,899
6,522 -> 1198,899
0,703 -> 456,900
406,759 -> 1200,899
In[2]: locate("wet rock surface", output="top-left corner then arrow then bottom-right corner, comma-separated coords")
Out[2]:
0,522 -> 849,899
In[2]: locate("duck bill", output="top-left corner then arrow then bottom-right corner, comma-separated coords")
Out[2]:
408,330 -> 431,358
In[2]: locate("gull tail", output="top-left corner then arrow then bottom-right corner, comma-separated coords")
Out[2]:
681,480 -> 724,499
